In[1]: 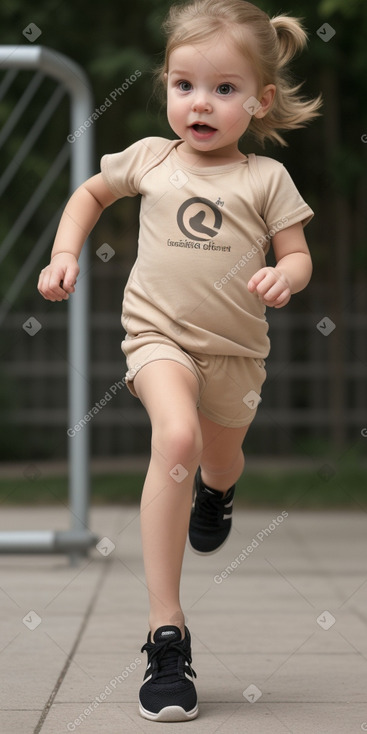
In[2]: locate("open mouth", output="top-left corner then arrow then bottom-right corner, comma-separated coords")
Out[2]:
191,123 -> 217,134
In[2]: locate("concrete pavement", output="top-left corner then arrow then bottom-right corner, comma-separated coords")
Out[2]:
1,504 -> 367,733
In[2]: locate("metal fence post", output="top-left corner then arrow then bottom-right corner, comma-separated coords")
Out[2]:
0,46 -> 99,561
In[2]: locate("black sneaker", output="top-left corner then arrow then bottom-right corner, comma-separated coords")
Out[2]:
189,467 -> 235,554
139,625 -> 198,722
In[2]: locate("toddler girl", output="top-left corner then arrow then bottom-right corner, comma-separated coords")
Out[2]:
38,0 -> 321,722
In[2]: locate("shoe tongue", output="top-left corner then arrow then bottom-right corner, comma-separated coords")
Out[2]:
153,625 -> 182,643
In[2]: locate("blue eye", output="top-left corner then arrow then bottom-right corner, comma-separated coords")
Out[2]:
178,81 -> 192,92
217,84 -> 233,95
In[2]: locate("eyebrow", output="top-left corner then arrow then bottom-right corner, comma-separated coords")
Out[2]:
169,70 -> 244,80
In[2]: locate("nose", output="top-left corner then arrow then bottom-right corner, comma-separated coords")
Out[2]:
191,90 -> 212,114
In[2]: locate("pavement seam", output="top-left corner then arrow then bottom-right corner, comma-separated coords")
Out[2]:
32,556 -> 112,733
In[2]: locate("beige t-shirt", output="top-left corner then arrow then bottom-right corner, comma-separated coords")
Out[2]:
101,137 -> 313,358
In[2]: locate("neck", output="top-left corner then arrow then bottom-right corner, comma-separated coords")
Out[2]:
176,141 -> 247,167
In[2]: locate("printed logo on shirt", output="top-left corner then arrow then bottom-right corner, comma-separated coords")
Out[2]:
177,197 -> 222,241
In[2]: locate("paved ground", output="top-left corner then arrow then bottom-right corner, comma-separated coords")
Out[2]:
1,504 -> 367,733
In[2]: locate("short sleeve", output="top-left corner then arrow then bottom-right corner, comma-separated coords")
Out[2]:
254,156 -> 314,231
100,136 -> 176,199
101,141 -> 140,198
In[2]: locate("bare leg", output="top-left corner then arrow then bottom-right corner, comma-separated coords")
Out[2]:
198,411 -> 250,491
133,361 -> 202,639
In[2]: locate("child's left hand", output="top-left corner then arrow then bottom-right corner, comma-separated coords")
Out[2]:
248,267 -> 291,308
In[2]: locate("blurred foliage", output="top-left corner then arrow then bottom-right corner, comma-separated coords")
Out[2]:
1,447 -> 367,507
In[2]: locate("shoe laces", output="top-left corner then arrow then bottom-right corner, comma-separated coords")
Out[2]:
193,487 -> 227,524
141,638 -> 197,681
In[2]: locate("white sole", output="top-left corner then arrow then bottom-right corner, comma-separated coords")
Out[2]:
187,535 -> 230,556
139,702 -> 199,721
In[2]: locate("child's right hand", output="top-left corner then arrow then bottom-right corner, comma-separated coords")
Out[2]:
37,252 -> 79,302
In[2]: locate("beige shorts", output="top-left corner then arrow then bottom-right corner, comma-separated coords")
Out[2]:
122,333 -> 267,428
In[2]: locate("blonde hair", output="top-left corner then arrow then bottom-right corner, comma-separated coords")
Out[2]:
156,0 -> 322,146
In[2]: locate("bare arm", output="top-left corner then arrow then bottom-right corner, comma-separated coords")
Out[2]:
38,174 -> 119,301
247,222 -> 312,308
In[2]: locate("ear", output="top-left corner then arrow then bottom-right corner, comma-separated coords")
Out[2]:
163,72 -> 168,84
254,84 -> 276,118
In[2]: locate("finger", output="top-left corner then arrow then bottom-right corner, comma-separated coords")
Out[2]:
254,274 -> 278,297
247,269 -> 269,291
261,279 -> 287,302
266,289 -> 291,308
273,290 -> 291,308
41,268 -> 68,301
59,279 -> 74,296
48,267 -> 71,298
37,268 -> 50,293
37,271 -> 44,291
38,271 -> 56,301
62,265 -> 79,292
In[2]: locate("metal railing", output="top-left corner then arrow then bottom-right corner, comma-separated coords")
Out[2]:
0,45 -> 98,562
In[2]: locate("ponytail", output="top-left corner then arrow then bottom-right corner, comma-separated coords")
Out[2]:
270,14 -> 308,68
248,13 -> 323,147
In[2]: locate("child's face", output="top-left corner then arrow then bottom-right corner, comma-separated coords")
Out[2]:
166,35 -> 274,159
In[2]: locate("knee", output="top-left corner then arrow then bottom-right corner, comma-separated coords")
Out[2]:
202,449 -> 245,477
152,420 -> 203,468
